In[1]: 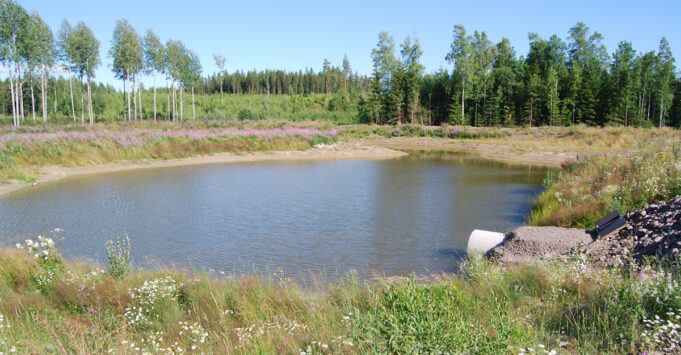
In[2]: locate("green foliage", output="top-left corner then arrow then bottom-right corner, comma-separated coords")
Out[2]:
352,278 -> 529,353
530,136 -> 681,227
3,236 -> 681,353
105,235 -> 130,279
237,107 -> 263,120
109,18 -> 142,81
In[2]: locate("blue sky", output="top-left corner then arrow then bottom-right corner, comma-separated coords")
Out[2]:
12,0 -> 681,89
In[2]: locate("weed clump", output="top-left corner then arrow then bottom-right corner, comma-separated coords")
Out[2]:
105,235 -> 131,279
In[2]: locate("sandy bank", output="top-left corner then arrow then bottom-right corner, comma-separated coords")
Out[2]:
0,143 -> 406,198
360,136 -> 581,168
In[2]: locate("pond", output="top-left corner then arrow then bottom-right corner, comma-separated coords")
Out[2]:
0,152 -> 548,282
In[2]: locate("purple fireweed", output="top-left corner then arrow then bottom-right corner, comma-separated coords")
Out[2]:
0,127 -> 337,150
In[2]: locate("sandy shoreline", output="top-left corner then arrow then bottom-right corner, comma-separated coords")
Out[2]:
0,137 -> 582,198
360,136 -> 580,168
0,143 -> 406,198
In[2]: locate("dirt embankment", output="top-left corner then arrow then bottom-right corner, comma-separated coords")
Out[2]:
0,143 -> 406,198
360,136 -> 581,168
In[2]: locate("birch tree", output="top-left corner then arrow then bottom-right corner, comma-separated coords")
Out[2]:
184,50 -> 201,120
144,29 -> 164,121
29,11 -> 54,122
370,31 -> 396,124
110,19 -> 142,121
165,39 -> 185,121
446,25 -> 473,125
213,52 -> 225,103
400,35 -> 424,124
654,37 -> 675,128
0,0 -> 30,127
71,22 -> 99,124
57,20 -> 76,122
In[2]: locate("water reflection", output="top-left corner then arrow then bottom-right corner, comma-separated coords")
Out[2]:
0,152 -> 548,281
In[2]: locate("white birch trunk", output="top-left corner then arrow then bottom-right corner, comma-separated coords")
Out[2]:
41,67 -> 47,122
53,80 -> 57,116
138,74 -> 142,121
192,86 -> 195,120
80,81 -> 84,123
126,73 -> 132,122
69,74 -> 75,122
153,71 -> 157,121
132,74 -> 137,121
8,63 -> 16,126
30,77 -> 35,122
19,74 -> 25,121
87,78 -> 93,124
171,80 -> 176,121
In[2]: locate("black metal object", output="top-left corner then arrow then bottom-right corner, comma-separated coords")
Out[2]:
594,211 -> 628,238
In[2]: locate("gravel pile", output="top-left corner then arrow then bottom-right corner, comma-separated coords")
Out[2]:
488,226 -> 593,264
487,195 -> 681,267
587,195 -> 681,267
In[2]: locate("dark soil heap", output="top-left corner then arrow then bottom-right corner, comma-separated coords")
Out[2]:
587,195 -> 681,267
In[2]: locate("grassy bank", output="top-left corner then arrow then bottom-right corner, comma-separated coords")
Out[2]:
1,237 -> 680,354
2,125 -> 681,353
530,131 -> 681,228
0,120 -> 337,184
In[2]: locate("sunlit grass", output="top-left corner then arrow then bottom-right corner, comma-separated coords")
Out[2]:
530,136 -> 681,228
0,120 -> 338,184
2,237 -> 681,353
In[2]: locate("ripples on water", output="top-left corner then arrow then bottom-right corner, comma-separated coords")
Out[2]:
0,152 -> 548,281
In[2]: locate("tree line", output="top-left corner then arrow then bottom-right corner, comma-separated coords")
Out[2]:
1,0 -> 679,128
363,23 -> 679,128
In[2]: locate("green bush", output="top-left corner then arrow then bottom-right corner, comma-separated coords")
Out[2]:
105,235 -> 131,279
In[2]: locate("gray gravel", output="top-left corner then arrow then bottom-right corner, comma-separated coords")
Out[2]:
487,195 -> 681,267
488,226 -> 594,264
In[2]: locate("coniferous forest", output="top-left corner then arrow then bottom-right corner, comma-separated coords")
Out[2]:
1,0 -> 679,128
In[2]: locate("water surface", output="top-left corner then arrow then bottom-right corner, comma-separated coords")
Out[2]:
0,152 -> 547,281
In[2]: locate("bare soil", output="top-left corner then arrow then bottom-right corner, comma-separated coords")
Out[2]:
360,136 -> 582,168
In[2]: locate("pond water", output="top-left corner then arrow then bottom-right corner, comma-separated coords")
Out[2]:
0,152 -> 548,282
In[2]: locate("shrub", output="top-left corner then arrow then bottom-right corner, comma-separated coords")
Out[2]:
238,108 -> 263,120
105,235 -> 131,279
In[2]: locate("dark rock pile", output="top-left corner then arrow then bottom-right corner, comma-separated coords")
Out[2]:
587,195 -> 681,267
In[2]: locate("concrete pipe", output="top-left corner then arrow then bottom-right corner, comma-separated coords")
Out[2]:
467,229 -> 505,254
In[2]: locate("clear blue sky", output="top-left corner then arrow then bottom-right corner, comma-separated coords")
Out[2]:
13,0 -> 681,89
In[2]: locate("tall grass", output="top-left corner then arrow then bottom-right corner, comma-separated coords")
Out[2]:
530,137 -> 681,228
0,120 -> 338,184
1,238 -> 680,353
339,124 -> 512,140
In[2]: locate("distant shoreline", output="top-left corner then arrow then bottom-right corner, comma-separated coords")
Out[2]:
361,136 -> 579,168
0,136 -> 584,199
0,143 -> 406,198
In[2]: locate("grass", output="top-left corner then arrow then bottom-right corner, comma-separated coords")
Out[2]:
2,237 -> 681,354
530,135 -> 681,228
0,120 -> 338,184
338,124 -> 512,140
3,122 -> 681,352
